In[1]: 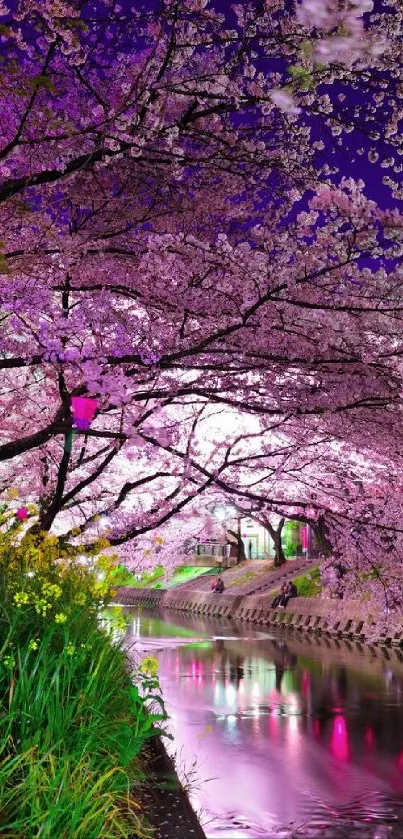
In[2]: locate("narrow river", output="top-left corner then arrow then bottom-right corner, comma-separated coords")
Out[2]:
124,607 -> 403,839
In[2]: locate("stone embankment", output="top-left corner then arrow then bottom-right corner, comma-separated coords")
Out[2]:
115,586 -> 400,647
171,557 -> 317,595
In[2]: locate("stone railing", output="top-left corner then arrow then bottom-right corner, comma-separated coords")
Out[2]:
113,586 -> 403,647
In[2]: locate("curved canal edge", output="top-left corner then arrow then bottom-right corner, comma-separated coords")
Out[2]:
134,734 -> 206,839
115,588 -> 401,648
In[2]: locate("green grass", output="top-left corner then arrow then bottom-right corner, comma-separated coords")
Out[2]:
110,565 -> 138,586
117,565 -> 165,588
0,609 -> 165,838
268,567 -> 322,601
165,565 -> 216,588
292,566 -> 321,597
229,570 -> 258,587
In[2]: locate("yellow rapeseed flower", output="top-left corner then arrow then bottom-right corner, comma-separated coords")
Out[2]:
41,582 -> 62,599
54,612 -> 67,624
139,656 -> 159,676
14,591 -> 29,607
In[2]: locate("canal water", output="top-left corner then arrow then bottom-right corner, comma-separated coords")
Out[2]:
124,607 -> 403,839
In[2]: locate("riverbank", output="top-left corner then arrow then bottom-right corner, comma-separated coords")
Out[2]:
114,587 -> 399,647
134,735 -> 206,839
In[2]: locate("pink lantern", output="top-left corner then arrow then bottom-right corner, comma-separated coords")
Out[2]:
71,396 -> 98,431
16,507 -> 28,521
300,525 -> 308,550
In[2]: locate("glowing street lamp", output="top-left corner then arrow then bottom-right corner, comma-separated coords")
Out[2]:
71,396 -> 98,431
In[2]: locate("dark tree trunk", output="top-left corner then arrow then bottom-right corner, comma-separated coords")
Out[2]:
227,528 -> 246,562
312,515 -> 333,558
265,518 -> 286,567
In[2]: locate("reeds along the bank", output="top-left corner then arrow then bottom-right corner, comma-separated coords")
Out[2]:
0,608 -> 164,838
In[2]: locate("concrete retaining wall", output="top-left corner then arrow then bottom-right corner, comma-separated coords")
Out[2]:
114,587 -> 402,646
115,586 -> 243,618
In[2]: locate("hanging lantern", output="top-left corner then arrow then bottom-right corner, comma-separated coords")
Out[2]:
16,507 -> 28,521
71,396 -> 98,431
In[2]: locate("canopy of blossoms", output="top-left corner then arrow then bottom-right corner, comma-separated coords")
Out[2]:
0,0 -> 402,607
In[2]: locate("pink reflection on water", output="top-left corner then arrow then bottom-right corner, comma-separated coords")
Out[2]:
365,726 -> 375,750
131,618 -> 403,838
330,715 -> 351,762
301,671 -> 310,696
268,710 -> 279,739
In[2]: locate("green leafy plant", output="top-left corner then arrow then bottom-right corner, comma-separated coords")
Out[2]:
282,521 -> 302,558
0,503 -> 166,837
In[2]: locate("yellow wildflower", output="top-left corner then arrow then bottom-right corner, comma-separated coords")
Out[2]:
41,582 -> 62,599
55,612 -> 67,624
139,656 -> 159,676
14,591 -> 29,607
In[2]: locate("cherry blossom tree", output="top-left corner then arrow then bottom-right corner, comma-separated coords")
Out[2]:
0,0 -> 403,605
1,182 -> 403,551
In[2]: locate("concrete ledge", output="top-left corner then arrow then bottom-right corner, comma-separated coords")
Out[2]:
114,588 -> 398,646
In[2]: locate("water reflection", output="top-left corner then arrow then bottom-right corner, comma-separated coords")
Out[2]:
124,609 -> 403,838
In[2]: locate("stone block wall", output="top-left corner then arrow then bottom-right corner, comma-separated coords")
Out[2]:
113,587 -> 402,646
114,586 -> 243,618
115,587 -> 164,609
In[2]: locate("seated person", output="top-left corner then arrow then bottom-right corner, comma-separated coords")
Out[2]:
271,583 -> 287,608
212,576 -> 225,593
279,581 -> 298,607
